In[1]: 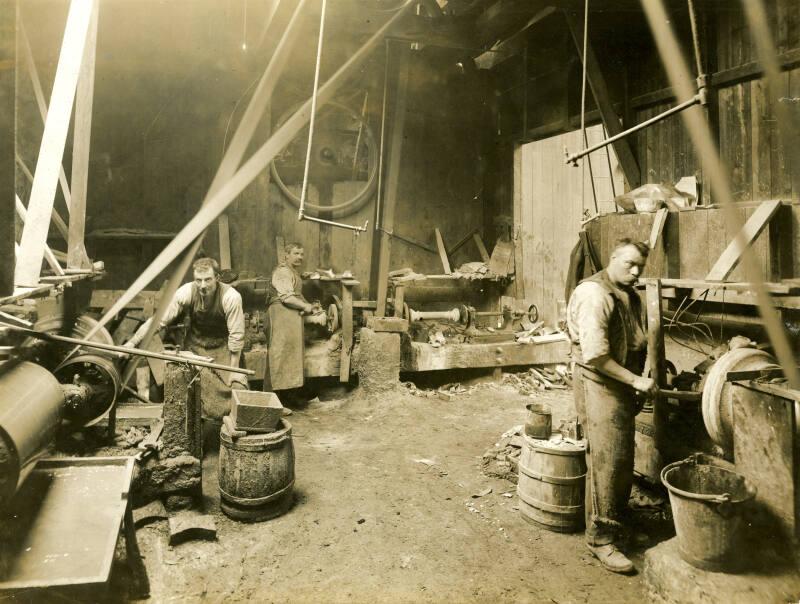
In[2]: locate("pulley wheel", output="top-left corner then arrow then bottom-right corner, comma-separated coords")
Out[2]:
528,304 -> 539,324
701,347 -> 779,452
270,101 -> 378,219
53,354 -> 121,426
25,314 -> 115,370
326,304 -> 339,333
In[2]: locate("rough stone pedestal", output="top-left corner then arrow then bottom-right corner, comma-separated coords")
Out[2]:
354,328 -> 400,393
643,538 -> 800,604
133,362 -> 203,505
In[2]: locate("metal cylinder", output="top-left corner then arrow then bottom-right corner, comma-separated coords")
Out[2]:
408,307 -> 462,323
0,362 -> 64,508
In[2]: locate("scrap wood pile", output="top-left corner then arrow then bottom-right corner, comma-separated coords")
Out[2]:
481,422 -> 581,484
482,425 -> 524,484
402,380 -> 485,401
503,365 -> 571,394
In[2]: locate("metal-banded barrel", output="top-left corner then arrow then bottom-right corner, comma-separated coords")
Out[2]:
218,418 -> 295,522
0,362 -> 64,508
517,435 -> 586,533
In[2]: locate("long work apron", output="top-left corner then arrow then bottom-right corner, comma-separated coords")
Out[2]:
267,267 -> 304,391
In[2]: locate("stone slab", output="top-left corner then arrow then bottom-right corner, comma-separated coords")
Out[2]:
353,328 -> 400,393
168,509 -> 217,545
643,538 -> 800,604
132,499 -> 168,528
365,316 -> 409,333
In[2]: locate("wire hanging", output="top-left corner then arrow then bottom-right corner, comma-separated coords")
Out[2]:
297,0 -> 367,233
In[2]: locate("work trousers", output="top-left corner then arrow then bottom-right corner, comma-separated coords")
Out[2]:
573,364 -> 637,546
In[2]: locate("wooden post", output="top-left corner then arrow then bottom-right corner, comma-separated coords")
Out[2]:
339,280 -> 356,382
15,0 -> 93,287
67,0 -> 98,270
564,10 -> 641,188
393,284 -> 405,318
0,0 -> 15,296
645,279 -> 668,458
375,44 -> 411,316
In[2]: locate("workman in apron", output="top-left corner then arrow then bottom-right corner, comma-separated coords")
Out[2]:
566,238 -> 657,574
267,243 -> 319,395
126,257 -> 246,420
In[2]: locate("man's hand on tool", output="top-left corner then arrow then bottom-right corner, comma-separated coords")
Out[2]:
632,375 -> 657,397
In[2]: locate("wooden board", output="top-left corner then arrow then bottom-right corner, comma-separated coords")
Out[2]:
732,384 -> 797,543
473,233 -> 490,263
705,200 -> 782,281
518,126 -> 623,325
402,338 -> 569,372
434,228 -> 451,275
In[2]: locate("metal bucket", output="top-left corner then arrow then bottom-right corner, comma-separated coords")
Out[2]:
524,402 -> 552,439
661,456 -> 756,572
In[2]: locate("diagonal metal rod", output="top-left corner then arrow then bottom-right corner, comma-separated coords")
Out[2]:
81,1 -> 415,346
566,94 -> 702,165
639,0 -> 799,391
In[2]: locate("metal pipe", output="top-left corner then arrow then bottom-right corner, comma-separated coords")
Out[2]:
565,94 -> 701,165
1,323 -> 255,375
408,307 -> 461,322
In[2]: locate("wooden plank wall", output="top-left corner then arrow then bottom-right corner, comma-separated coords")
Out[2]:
518,124 -> 624,325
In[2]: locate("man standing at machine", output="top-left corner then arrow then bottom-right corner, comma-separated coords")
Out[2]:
567,238 -> 657,574
125,257 -> 246,419
267,242 -> 319,396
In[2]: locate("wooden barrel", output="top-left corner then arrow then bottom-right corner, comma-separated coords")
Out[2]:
517,435 -> 586,533
218,418 -> 295,522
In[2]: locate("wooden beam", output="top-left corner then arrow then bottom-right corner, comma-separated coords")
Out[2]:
0,0 -> 14,296
434,228 -> 452,275
705,200 -> 782,282
19,19 -> 72,214
84,1 -> 415,343
67,0 -> 98,270
15,195 -> 64,277
474,7 -> 556,70
15,153 -> 69,242
473,233 -> 491,263
563,10 -> 640,188
475,0 -> 552,47
375,43 -> 411,317
218,213 -> 231,270
402,338 -> 569,372
15,0 -> 93,287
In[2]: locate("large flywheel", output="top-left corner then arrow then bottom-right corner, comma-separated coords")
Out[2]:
270,101 -> 378,219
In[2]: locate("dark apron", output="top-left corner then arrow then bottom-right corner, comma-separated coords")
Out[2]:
184,283 -> 245,420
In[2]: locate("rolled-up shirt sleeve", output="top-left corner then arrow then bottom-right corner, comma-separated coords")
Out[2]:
130,283 -> 192,346
222,287 -> 245,353
567,282 -> 615,364
271,266 -> 298,302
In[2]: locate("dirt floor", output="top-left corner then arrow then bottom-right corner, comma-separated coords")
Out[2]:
130,373 -> 671,603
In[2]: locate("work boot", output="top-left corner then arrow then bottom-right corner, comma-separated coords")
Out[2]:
587,544 -> 635,574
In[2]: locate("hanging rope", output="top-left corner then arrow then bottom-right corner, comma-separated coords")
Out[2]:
297,0 -> 367,233
578,0 -> 598,214
299,0 -> 328,220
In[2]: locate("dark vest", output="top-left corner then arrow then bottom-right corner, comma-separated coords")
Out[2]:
579,269 -> 646,374
186,282 -> 229,348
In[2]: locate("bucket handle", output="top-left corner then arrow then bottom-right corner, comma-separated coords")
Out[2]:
660,456 -> 733,505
